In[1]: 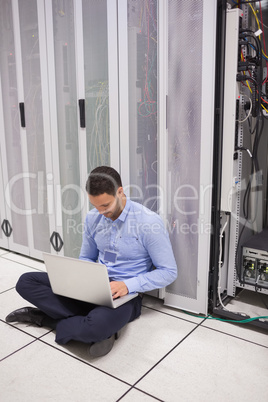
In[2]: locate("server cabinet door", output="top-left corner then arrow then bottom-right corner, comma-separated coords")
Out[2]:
12,0 -> 55,259
78,0 -> 120,222
44,0 -> 120,258
81,0 -> 119,175
75,0 -> 120,234
164,0 -> 217,314
45,0 -> 83,258
118,0 -> 158,210
0,0 -> 30,255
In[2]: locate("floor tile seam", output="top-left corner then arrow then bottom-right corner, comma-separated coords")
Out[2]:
0,287 -> 15,295
37,337 -> 133,388
0,319 -> 45,340
133,386 -> 165,401
201,322 -> 268,349
142,304 -> 204,326
0,338 -> 38,363
1,252 -> 42,263
0,251 -> 10,257
116,386 -> 164,402
116,318 -> 206,402
1,255 -> 44,271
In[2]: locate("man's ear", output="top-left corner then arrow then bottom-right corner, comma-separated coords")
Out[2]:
117,187 -> 124,197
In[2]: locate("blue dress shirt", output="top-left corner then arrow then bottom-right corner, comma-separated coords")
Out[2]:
79,198 -> 177,294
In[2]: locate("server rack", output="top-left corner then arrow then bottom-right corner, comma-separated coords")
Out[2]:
210,0 -> 268,330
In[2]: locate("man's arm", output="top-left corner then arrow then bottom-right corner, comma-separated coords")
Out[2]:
79,213 -> 99,262
123,219 -> 177,294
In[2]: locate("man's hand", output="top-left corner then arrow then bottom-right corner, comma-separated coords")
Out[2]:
110,281 -> 129,299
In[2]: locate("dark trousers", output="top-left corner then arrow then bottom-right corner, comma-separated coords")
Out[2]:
16,272 -> 142,345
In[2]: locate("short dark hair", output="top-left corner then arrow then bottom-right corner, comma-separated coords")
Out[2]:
85,166 -> 122,196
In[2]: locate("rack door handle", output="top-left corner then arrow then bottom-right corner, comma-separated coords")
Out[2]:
19,102 -> 26,127
50,231 -> 64,252
79,99 -> 85,128
1,219 -> 12,237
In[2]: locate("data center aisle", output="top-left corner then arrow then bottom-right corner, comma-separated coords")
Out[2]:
0,248 -> 268,402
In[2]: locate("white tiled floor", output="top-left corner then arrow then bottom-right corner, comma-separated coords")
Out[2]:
0,249 -> 268,402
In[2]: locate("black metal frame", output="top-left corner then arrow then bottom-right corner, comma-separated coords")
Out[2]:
209,0 -> 227,312
209,0 -> 268,330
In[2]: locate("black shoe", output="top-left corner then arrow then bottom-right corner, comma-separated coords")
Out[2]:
89,332 -> 120,357
5,307 -> 46,327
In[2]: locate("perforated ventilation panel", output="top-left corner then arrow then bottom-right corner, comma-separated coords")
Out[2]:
82,0 -> 110,171
166,0 -> 203,299
19,0 -> 50,252
0,0 -> 28,247
127,0 -> 158,211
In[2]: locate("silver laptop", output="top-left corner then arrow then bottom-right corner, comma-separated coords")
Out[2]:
43,253 -> 138,309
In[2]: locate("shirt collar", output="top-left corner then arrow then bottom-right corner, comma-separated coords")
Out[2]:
118,197 -> 130,222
